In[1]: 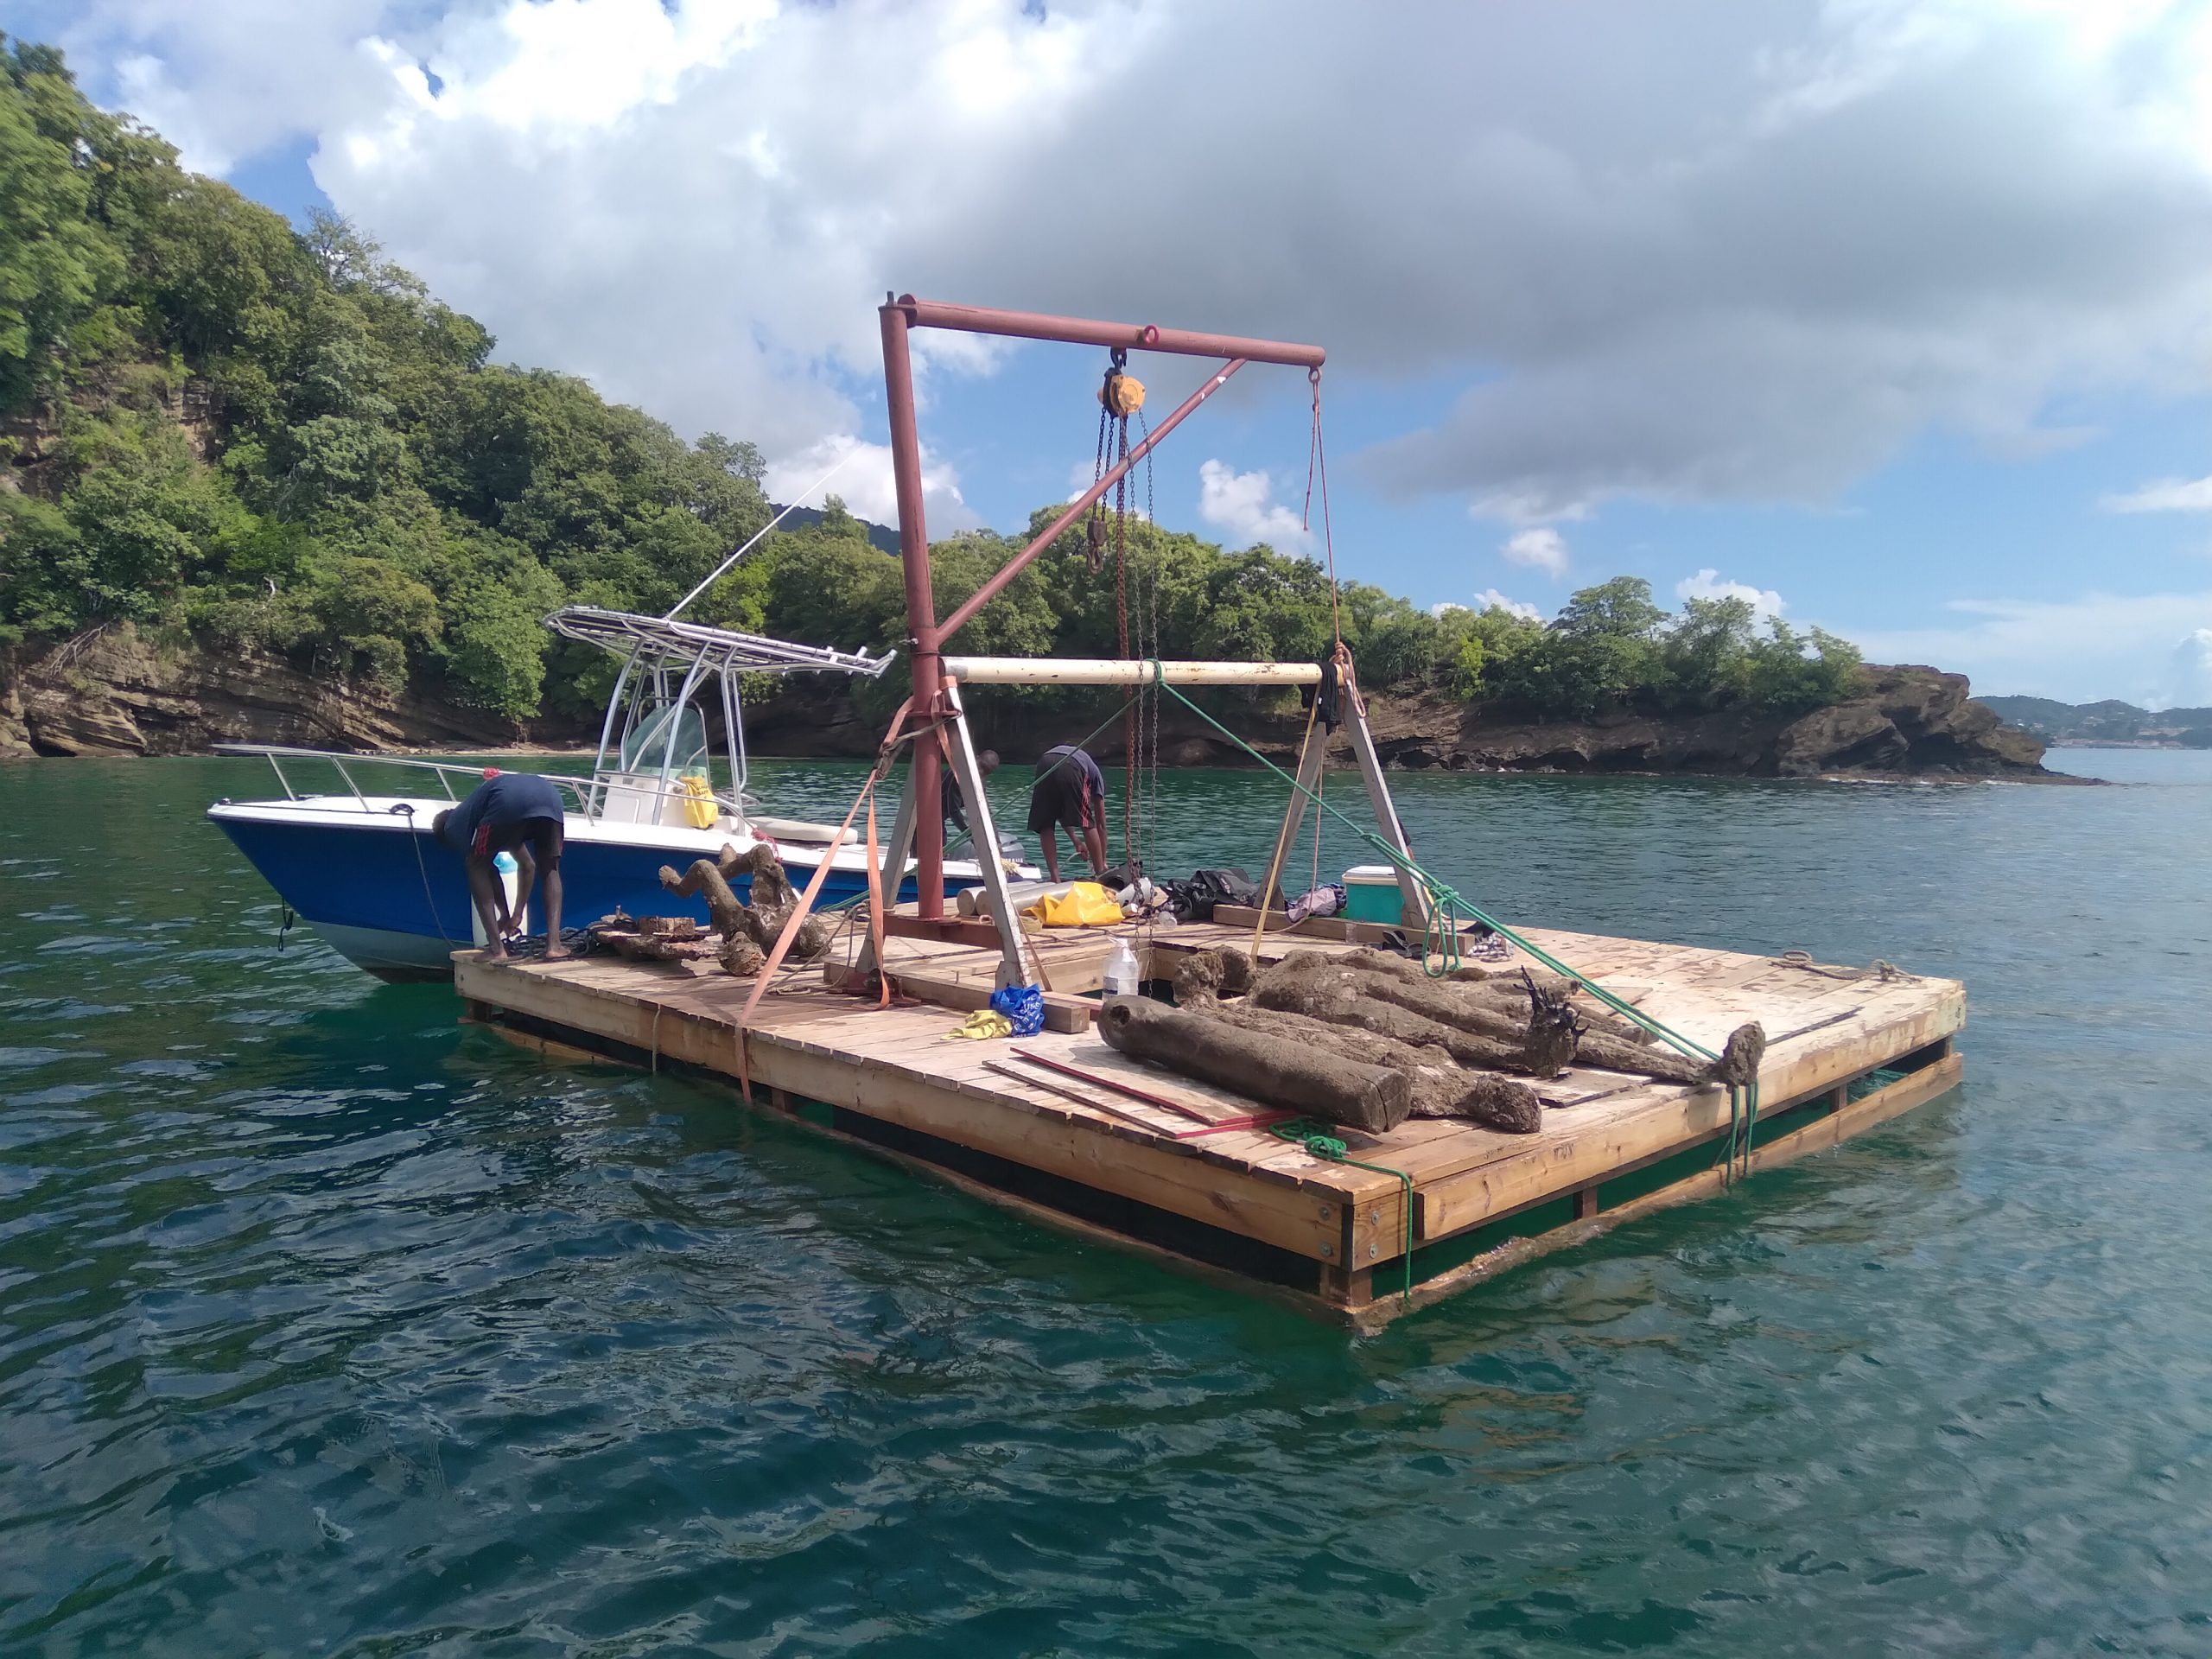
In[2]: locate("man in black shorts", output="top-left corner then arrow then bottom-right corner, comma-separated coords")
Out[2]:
433,771 -> 569,961
1026,744 -> 1109,883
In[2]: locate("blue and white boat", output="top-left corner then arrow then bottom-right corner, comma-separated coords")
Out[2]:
209,606 -> 1034,981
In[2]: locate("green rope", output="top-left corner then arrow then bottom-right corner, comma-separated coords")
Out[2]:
1717,1081 -> 1760,1182
1148,666 -> 1716,1064
1271,1118 -> 1416,1308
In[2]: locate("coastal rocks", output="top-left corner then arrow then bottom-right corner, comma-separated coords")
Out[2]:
1775,665 -> 2046,778
1771,700 -> 1909,775
0,625 -> 516,760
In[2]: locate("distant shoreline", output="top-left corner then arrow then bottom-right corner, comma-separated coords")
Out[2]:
180,741 -> 2100,785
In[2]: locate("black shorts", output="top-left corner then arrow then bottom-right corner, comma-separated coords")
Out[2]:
474,816 -> 563,869
1027,770 -> 1097,837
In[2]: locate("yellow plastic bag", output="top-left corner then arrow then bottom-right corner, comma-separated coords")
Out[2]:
1023,881 -> 1124,928
677,772 -> 718,830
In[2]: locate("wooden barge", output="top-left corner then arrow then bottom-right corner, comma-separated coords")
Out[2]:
454,296 -> 1963,1325
456,911 -> 1963,1329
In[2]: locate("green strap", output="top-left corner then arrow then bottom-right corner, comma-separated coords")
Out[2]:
1271,1119 -> 1416,1308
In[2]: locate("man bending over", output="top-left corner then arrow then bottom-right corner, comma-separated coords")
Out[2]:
1026,744 -> 1109,884
433,771 -> 569,961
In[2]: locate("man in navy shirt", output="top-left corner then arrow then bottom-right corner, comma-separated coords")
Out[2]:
1026,744 -> 1108,883
432,772 -> 569,961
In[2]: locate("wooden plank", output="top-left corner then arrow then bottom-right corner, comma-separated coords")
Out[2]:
830,960 -> 1094,1033
1211,905 -> 1438,950
457,957 -> 1366,1261
880,913 -> 1007,950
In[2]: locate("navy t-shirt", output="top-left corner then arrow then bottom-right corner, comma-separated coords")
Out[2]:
436,772 -> 565,855
1027,746 -> 1105,835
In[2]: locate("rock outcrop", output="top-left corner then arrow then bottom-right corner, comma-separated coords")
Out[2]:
3,630 -> 2052,783
0,626 -> 516,759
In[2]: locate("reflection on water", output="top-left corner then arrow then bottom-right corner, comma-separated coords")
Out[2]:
2,752 -> 2208,1653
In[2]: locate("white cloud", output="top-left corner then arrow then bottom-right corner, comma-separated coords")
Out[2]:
1501,527 -> 1568,577
2163,626 -> 2212,708
36,0 -> 2212,523
761,433 -> 977,533
1476,588 -> 1544,621
1196,459 -> 1306,549
1471,492 -> 1591,529
1676,567 -> 1785,619
1848,588 -> 2212,703
1429,601 -> 1468,616
2102,474 -> 2212,513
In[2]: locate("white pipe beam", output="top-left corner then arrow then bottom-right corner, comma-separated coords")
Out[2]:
942,657 -> 1321,686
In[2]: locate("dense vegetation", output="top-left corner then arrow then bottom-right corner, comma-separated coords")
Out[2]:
0,37 -> 1865,731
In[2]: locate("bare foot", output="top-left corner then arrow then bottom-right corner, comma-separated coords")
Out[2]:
482,944 -> 510,962
543,942 -> 571,961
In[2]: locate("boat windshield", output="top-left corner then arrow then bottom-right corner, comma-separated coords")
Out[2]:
619,697 -> 709,777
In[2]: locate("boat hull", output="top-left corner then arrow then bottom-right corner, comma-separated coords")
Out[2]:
208,799 -> 974,982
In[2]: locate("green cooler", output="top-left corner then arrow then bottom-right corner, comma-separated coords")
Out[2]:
1343,864 -> 1406,924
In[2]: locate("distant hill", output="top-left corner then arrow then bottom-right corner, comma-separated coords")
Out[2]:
1978,696 -> 2212,747
772,505 -> 899,556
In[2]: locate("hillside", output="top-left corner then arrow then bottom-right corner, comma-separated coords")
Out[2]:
1978,696 -> 2212,747
0,35 -> 2052,781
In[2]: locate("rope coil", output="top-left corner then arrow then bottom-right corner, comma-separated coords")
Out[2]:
1269,1117 -> 1415,1308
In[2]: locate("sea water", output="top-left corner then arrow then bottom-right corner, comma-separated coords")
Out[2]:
2,750 -> 2208,1654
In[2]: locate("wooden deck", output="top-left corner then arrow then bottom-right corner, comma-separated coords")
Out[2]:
455,912 -> 1964,1328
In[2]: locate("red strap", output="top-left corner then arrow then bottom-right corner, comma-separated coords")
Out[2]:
734,698 -> 914,1103
862,785 -> 889,1008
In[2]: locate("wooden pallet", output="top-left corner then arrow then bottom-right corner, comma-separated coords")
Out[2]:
455,919 -> 1963,1327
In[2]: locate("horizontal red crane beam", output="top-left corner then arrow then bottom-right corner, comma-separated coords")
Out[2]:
895,296 -> 1325,370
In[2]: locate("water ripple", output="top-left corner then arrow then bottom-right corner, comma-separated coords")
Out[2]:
1,753 -> 2209,1653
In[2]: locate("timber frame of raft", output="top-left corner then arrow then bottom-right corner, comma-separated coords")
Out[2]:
455,907 -> 1964,1330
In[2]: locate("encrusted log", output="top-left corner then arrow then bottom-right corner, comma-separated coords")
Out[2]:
1258,950 -> 1707,1083
1096,995 -> 1412,1134
1713,1021 -> 1767,1088
1250,976 -> 1569,1078
660,858 -> 747,938
1170,947 -> 1255,1010
663,849 -> 832,965
719,842 -> 794,909
1206,1003 -> 1540,1132
1344,947 -> 1655,1046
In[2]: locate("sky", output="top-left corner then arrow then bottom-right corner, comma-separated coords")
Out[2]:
10,0 -> 2212,706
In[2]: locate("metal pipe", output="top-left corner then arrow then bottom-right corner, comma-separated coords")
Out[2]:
937,359 -> 1248,645
898,296 -> 1325,369
943,657 -> 1322,685
880,298 -> 947,915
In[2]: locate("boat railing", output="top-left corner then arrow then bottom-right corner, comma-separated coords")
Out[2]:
216,747 -> 628,827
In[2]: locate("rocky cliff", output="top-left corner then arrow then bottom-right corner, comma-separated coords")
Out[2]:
2,632 -> 2050,781
0,625 -> 518,759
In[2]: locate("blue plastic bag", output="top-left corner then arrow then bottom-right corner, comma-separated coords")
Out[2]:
989,982 -> 1045,1038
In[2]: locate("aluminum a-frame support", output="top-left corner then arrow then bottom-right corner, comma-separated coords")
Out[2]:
1260,659 -> 1429,930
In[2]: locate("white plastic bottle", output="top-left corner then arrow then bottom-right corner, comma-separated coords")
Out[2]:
1103,937 -> 1141,998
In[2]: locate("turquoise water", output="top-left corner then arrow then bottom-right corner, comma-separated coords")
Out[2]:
3,750 -> 2209,1655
